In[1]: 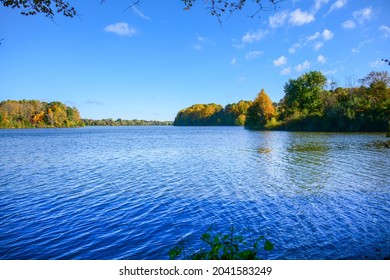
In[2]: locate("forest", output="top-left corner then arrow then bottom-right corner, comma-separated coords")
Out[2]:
0,100 -> 84,128
174,70 -> 390,132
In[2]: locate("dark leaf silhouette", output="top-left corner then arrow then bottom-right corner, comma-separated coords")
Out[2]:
1,0 -> 284,19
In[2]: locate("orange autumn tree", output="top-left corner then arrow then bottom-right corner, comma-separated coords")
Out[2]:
245,89 -> 275,130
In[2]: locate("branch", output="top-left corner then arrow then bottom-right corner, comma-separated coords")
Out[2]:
2,0 -> 284,20
382,58 -> 390,66
183,0 -> 284,20
0,0 -> 77,18
122,0 -> 140,13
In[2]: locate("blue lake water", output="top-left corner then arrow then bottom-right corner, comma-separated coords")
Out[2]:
0,126 -> 389,259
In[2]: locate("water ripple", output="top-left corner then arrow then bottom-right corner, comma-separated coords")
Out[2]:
0,128 -> 389,259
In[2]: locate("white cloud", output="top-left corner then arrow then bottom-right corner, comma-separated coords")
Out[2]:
281,67 -> 292,75
317,55 -> 327,64
269,3 -> 331,28
307,29 -> 333,42
370,59 -> 383,68
269,11 -> 288,28
308,32 -> 321,41
288,43 -> 301,54
351,39 -> 372,54
246,51 -> 263,60
328,0 -> 347,13
132,6 -> 151,21
324,68 -> 338,76
342,20 -> 356,30
242,29 -> 268,44
231,58 -> 237,65
85,99 -> 104,105
273,56 -> 288,66
322,29 -> 334,41
192,44 -> 202,50
192,36 -> 210,50
353,7 -> 374,24
314,42 -> 324,50
197,35 -> 206,42
314,0 -> 329,12
289,29 -> 333,53
104,22 -> 137,37
295,60 -> 311,72
238,75 -> 247,82
379,25 -> 390,38
288,9 -> 315,26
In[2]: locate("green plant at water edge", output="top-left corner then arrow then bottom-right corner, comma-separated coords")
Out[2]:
169,225 -> 274,260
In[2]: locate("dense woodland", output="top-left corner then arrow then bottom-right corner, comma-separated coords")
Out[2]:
0,100 -> 84,128
173,100 -> 252,126
174,70 -> 390,132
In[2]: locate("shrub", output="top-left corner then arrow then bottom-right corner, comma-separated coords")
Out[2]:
169,225 -> 274,260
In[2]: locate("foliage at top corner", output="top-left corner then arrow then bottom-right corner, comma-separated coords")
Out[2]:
1,0 -> 283,18
1,0 -> 77,18
182,0 -> 283,18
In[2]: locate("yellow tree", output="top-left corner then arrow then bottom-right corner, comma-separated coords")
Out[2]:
32,111 -> 45,124
51,104 -> 67,127
245,89 -> 275,130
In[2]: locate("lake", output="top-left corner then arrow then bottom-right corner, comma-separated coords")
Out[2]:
0,126 -> 389,259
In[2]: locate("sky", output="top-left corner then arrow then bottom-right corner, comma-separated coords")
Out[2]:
0,0 -> 389,121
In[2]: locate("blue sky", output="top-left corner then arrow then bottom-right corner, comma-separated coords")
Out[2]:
1,0 -> 389,121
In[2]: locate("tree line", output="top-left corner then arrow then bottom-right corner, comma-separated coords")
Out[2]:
174,70 -> 390,132
0,100 -> 84,128
83,118 -> 173,126
0,100 -> 173,128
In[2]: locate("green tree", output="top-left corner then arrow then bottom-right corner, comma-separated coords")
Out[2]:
358,71 -> 390,88
282,71 -> 327,119
223,100 -> 252,125
354,71 -> 390,130
66,106 -> 83,127
245,89 -> 275,130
